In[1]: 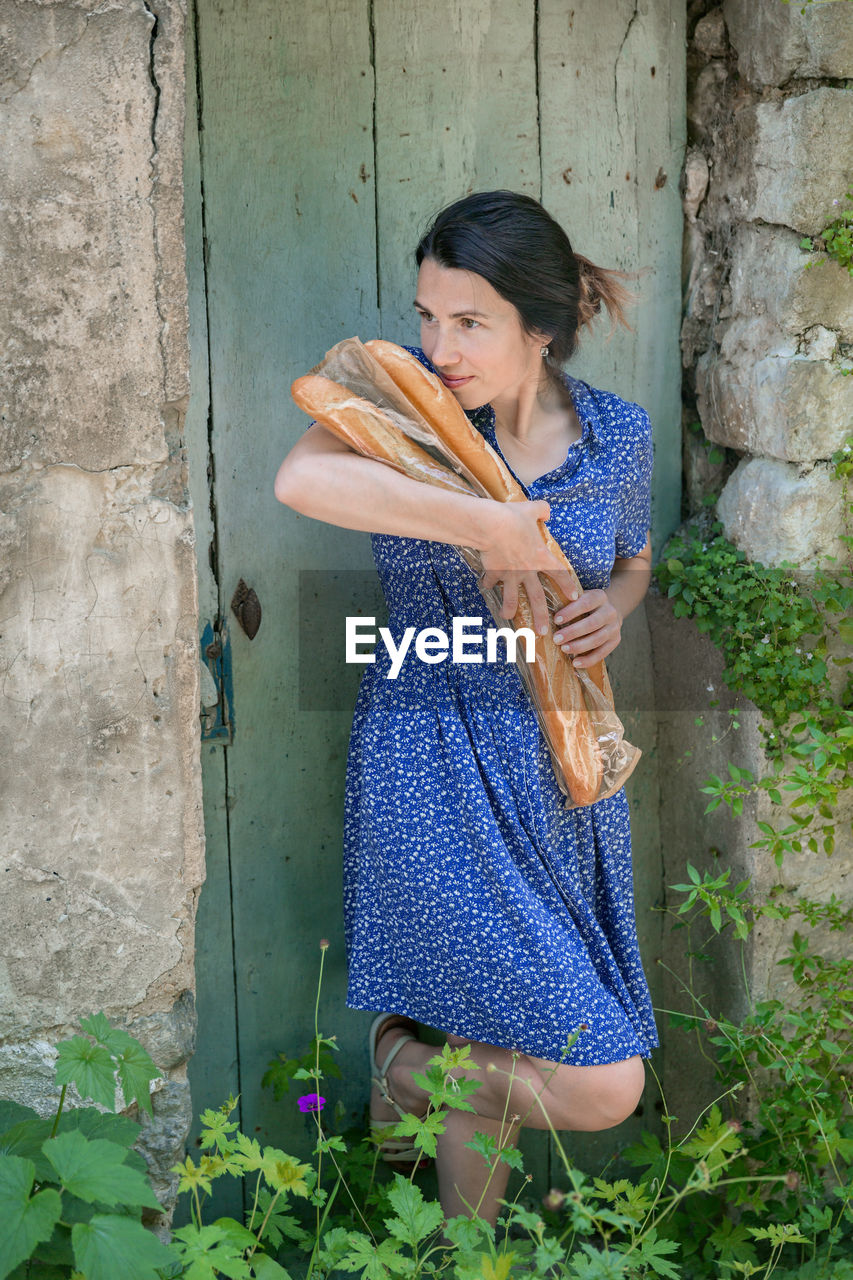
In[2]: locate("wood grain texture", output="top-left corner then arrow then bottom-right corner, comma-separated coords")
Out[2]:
192,0 -> 380,1162
373,0 -> 541,341
539,0 -> 684,551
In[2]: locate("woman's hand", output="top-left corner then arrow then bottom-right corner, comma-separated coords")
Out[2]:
478,500 -> 580,637
552,591 -> 623,669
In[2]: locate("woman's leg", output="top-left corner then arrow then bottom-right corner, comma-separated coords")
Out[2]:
435,1108 -> 521,1225
375,1023 -> 646,1224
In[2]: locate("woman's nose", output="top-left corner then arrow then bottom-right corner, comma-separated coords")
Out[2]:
428,328 -> 460,368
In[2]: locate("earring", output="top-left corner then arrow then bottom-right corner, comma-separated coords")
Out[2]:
540,345 -> 549,358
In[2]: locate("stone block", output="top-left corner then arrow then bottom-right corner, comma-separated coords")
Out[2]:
716,456 -> 846,567
137,1077 -> 194,1216
129,991 -> 197,1072
0,1041 -> 61,1117
734,89 -> 853,234
0,464 -> 204,1039
0,2 -> 167,471
686,59 -> 731,142
723,0 -> 853,86
693,7 -> 729,59
727,224 -> 853,343
696,316 -> 853,461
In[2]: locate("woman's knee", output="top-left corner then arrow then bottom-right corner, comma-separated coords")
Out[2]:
546,1055 -> 646,1132
594,1056 -> 646,1128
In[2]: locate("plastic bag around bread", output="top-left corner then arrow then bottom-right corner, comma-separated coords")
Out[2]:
291,338 -> 641,808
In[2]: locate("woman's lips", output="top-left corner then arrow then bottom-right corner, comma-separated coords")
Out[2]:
439,373 -> 474,389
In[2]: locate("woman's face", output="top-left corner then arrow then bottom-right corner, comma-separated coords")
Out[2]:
414,258 -> 547,411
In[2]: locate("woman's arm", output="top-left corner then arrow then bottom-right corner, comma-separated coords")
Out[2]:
551,535 -> 652,669
275,423 -> 580,635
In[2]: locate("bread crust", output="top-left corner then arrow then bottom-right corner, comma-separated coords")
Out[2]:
291,375 -> 474,497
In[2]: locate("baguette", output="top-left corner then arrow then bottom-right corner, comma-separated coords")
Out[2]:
290,365 -> 603,807
291,375 -> 475,498
513,587 -> 601,808
364,339 -> 610,702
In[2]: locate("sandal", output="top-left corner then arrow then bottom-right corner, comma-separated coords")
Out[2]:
368,1013 -> 431,1169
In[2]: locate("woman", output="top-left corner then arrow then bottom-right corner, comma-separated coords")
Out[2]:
275,190 -> 658,1225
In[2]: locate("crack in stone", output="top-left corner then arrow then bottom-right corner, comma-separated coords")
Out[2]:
142,1 -> 162,155
613,0 -> 639,141
0,14 -> 91,105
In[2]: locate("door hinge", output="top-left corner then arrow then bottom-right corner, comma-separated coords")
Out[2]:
200,619 -> 234,744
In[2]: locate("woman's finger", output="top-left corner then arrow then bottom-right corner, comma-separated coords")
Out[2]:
566,636 -> 619,667
553,589 -> 608,628
554,610 -> 612,646
499,576 -> 520,620
521,574 -> 552,636
560,625 -> 615,656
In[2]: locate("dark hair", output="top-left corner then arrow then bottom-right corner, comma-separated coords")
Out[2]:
415,190 -> 636,378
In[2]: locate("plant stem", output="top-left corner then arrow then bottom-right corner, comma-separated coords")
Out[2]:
48,1084 -> 67,1139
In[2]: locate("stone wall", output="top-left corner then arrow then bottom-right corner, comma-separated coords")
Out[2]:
656,0 -> 852,1126
0,0 -> 201,1219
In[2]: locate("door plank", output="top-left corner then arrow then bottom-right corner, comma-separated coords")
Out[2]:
539,0 -> 685,1172
194,0 -> 380,1160
373,0 -> 541,339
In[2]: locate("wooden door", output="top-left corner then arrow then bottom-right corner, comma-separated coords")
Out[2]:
183,0 -> 685,1218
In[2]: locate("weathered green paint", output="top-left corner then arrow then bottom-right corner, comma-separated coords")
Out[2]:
182,9 -> 242,1222
373,0 -> 541,337
183,0 -> 685,1199
187,0 -> 381,1180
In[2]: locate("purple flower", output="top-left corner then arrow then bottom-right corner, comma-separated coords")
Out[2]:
297,1093 -> 326,1114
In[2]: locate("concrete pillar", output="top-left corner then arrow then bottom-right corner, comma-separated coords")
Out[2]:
0,0 -> 202,1218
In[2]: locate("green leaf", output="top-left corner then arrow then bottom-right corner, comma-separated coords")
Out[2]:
169,1222 -> 253,1279
78,1012 -> 135,1057
336,1232 -> 402,1280
112,1040 -> 161,1117
629,1229 -> 680,1280
43,1129 -> 161,1210
749,1223 -> 809,1246
499,1144 -> 524,1170
443,1213 -> 494,1250
568,1242 -> 628,1278
55,1038 -> 117,1111
57,1107 -> 141,1152
0,1101 -> 39,1134
209,1216 -> 258,1251
247,1189 -> 310,1250
390,1110 -> 446,1158
384,1175 -> 444,1246
0,1116 -> 55,1181
0,1155 -> 63,1280
72,1215 -> 176,1280
252,1257 -> 294,1279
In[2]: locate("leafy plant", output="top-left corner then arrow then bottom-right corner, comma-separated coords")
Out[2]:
654,500 -> 853,867
800,193 -> 853,276
0,1012 -> 170,1280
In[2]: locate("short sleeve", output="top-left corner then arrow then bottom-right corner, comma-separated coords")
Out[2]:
614,409 -> 653,560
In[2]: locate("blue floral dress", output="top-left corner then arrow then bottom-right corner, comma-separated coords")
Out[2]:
342,347 -> 658,1066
